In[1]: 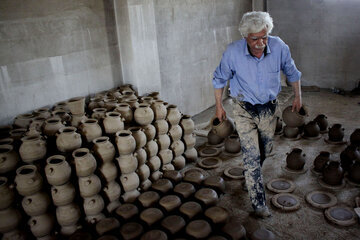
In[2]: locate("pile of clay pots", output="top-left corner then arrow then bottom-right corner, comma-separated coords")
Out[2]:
0,84 -> 199,238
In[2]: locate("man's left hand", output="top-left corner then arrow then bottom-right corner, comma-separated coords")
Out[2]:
291,95 -> 302,112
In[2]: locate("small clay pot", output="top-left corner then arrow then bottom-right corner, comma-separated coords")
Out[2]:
93,136 -> 116,163
115,130 -> 136,155
114,103 -> 133,124
328,124 -> 345,142
120,222 -> 143,240
172,155 -> 186,170
137,164 -> 150,181
166,105 -> 182,125
207,129 -> 224,145
151,100 -> 167,121
103,181 -> 121,202
56,203 -> 81,226
168,124 -> 183,142
45,155 -> 71,186
56,127 -> 82,153
224,135 -> 241,153
286,148 -> 306,170
103,112 -> 125,135
283,126 -> 299,138
28,213 -> 55,238
282,105 -> 308,128
116,154 -> 138,174
204,206 -> 229,225
91,108 -> 107,120
120,172 -> 140,192
323,161 -> 344,185
157,135 -> 171,151
184,147 -> 198,162
83,194 -> 105,216
350,128 -> 360,147
170,140 -> 185,157
145,140 -> 159,158
143,124 -> 156,141
78,174 -> 102,198
154,119 -> 169,135
79,118 -> 102,142
151,179 -> 173,194
194,188 -> 219,206
13,113 -> 34,128
135,148 -> 147,166
180,115 -> 195,135
182,133 -> 196,150
313,151 -> 330,172
303,121 -> 320,137
161,215 -> 186,235
186,220 -> 212,239
134,103 -> 154,126
340,145 -> 360,171
203,176 -> 226,193
349,161 -> 360,183
66,96 -> 85,115
163,170 -> 183,183
15,165 -> 43,196
211,117 -> 235,138
22,191 -> 50,216
179,201 -> 202,219
140,208 -> 164,226
43,117 -> 64,137
314,114 -> 328,131
51,182 -> 76,206
0,145 -> 20,174
159,195 -> 181,212
71,113 -> 87,128
129,127 -> 147,149
72,148 -> 97,177
138,191 -> 160,208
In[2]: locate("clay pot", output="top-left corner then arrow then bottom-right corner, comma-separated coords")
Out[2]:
323,161 -> 344,185
33,107 -> 51,119
135,148 -> 147,166
180,115 -> 195,135
143,124 -> 156,141
116,154 -> 138,174
186,220 -> 211,239
174,182 -> 196,199
221,217 -> 246,240
148,91 -> 160,99
51,182 -> 76,206
19,135 -> 47,163
99,162 -> 118,182
15,165 -> 43,196
183,133 -> 196,150
129,127 -> 147,149
83,194 -> 105,216
95,217 -> 120,236
156,134 -> 171,150
205,206 -> 229,225
350,128 -> 360,147
173,155 -> 186,170
103,112 -> 125,135
151,100 -> 167,120
120,222 -> 143,240
72,148 -> 97,177
56,203 -> 81,226
161,215 -> 185,235
103,180 -> 121,202
56,127 -> 82,153
45,155 -> 71,186
158,149 -> 173,165
154,119 -> 169,135
140,208 -> 164,226
340,145 -> 360,171
29,116 -> 46,132
151,179 -> 173,194
138,191 -> 160,208
145,140 -> 159,158
150,170 -> 163,182
52,109 -> 71,123
43,117 -> 64,137
70,114 -> 87,128
29,214 -> 55,238
122,189 -> 141,203
0,177 -> 15,210
194,188 -> 219,206
283,126 -> 299,138
0,145 -> 19,174
282,105 -> 308,127
159,195 -> 181,212
313,151 -> 331,172
114,103 -> 133,123
275,117 -> 283,133
184,147 -> 198,162
136,164 -> 150,181
203,176 -> 226,193
79,119 -> 102,143
224,135 -> 241,153
9,128 -> 26,144
148,156 -> 161,172
92,136 -> 116,163
328,124 -> 345,142
211,117 -> 235,138
184,170 -> 205,185
22,191 -> 50,216
140,179 -> 152,191
166,105 -> 182,126
91,108 -> 107,120
162,163 -> 175,171
115,130 -> 136,155
286,148 -> 306,170
303,121 -> 320,137
314,114 -> 328,132
122,90 -> 137,99
66,97 -> 85,115
170,140 -> 185,157
78,174 -> 102,198
134,103 -> 154,126
120,172 -> 140,192
13,113 -> 34,128
53,101 -> 69,111
0,207 -> 22,234
179,201 -> 202,219
104,99 -> 119,111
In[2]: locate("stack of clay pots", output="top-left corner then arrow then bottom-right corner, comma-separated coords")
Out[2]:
73,148 -> 105,224
282,105 -> 308,138
45,155 -> 81,236
180,115 -> 197,165
15,164 -> 55,239
167,105 -> 185,170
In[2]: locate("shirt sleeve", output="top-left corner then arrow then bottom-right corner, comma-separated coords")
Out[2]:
212,47 -> 234,89
281,44 -> 302,83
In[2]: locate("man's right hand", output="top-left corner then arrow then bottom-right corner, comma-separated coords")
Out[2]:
215,105 -> 227,122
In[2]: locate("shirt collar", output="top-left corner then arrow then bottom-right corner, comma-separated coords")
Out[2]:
245,41 -> 271,57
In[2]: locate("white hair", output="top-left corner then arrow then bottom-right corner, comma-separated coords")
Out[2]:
238,11 -> 274,37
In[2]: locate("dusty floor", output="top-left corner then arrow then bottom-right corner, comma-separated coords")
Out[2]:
191,87 -> 360,240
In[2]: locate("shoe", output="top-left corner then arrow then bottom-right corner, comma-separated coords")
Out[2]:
254,206 -> 272,219
241,181 -> 248,192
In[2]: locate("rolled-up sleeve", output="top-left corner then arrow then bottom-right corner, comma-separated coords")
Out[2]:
281,44 -> 301,83
212,48 -> 234,89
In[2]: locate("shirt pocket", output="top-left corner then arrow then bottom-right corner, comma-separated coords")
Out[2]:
267,70 -> 281,89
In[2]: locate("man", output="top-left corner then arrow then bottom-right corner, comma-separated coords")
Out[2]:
212,11 -> 302,218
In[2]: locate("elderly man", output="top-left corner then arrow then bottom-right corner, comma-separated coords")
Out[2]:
212,11 -> 302,218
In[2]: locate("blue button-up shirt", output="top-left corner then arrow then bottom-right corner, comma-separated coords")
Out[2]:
212,36 -> 301,105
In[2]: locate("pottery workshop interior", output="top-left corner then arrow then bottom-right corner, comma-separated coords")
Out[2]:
1,0 -> 360,239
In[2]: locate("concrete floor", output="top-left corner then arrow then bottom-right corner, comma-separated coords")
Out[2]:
191,87 -> 360,239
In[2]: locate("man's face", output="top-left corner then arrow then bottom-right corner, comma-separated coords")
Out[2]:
245,28 -> 268,54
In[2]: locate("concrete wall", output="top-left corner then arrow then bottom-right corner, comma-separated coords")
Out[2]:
268,0 -> 360,90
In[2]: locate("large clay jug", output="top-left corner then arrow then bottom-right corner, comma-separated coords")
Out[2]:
79,119 -> 102,143
72,148 -> 97,177
15,165 -> 43,196
166,105 -> 182,125
134,103 -> 154,126
211,117 -> 235,138
103,112 -> 125,135
323,161 -> 344,185
19,135 -> 47,163
151,100 -> 167,120
92,136 -> 116,163
43,117 -> 64,137
282,105 -> 308,128
56,127 -> 82,153
313,151 -> 330,172
115,130 -> 136,155
0,145 -> 19,174
286,148 -> 306,170
51,182 -> 76,206
45,155 -> 71,186
328,124 -> 344,142
114,103 -> 133,124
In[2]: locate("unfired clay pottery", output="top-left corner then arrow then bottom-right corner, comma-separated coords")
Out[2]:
93,136 -> 116,163
0,207 -> 22,234
151,100 -> 167,120
159,195 -> 181,212
282,105 -> 308,127
28,213 -> 54,238
145,140 -> 159,158
96,218 -> 120,236
83,194 -> 105,215
19,135 -> 47,163
173,155 -> 186,170
174,182 -> 196,199
186,220 -> 211,239
135,148 -> 147,166
324,205 -> 357,227
115,130 -> 136,155
79,119 -> 102,142
305,190 -> 337,210
198,157 -> 222,169
141,96 -> 154,105
0,138 -> 13,146
154,119 -> 169,135
184,147 -> 198,162
71,114 -> 87,128
73,148 -> 97,177
13,113 -> 34,128
78,174 -> 102,198
221,216 -> 246,240
314,114 -> 328,132
157,135 -> 171,151
115,203 -> 139,220
120,222 -> 143,240
136,164 -> 150,181
313,151 -> 331,173
203,176 -> 226,193
183,170 -> 205,185
143,124 -> 156,141
103,181 -> 121,202
183,133 -> 196,149
116,154 -> 138,174
163,170 -> 183,183
43,117 -> 64,137
120,172 -> 140,192
151,179 -> 173,194
204,206 -> 229,225
350,128 -> 360,147
286,148 -> 306,170
33,107 -> 51,119
91,108 -> 107,120
134,103 -> 154,126
224,134 -> 241,153
211,117 -> 235,138
129,127 -> 147,149
66,97 -> 85,115
328,124 -> 345,142
271,193 -> 301,211
148,156 -> 161,171
194,188 -> 219,206
349,161 -> 360,183
103,99 -> 119,111
51,182 -> 76,206
0,145 -> 19,174
56,203 -> 81,226
150,170 -> 163,183
170,140 -> 185,157
114,103 -> 133,123
22,191 -> 50,216
125,99 -> 139,109
138,191 -> 160,208
0,177 -> 14,210
103,112 -> 125,135
180,115 -> 195,135
303,120 -> 320,137
340,145 -> 360,171
158,149 -> 173,165
148,91 -> 160,99
323,161 -> 344,186
168,125 -> 182,142
207,129 -> 224,146
140,208 -> 164,226
29,116 -> 46,132
161,215 -> 186,234
56,127 -> 82,153
266,178 -> 295,194
166,105 -> 182,125
250,228 -> 276,240
52,109 -> 71,123
283,126 -> 299,139
179,201 -> 202,219
15,165 -> 43,196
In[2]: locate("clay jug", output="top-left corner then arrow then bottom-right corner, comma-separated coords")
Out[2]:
91,108 -> 107,120
135,148 -> 147,165
0,145 -> 19,174
151,100 -> 167,120
56,203 -> 81,226
282,105 -> 308,127
120,172 -> 140,192
66,96 -> 85,115
168,124 -> 183,142
275,117 -> 283,133
115,130 -> 136,155
158,149 -> 173,165
224,135 -> 241,153
136,163 -> 150,181
323,161 -> 344,185
0,207 -> 22,234
183,133 -> 196,149
286,148 -> 306,170
22,191 -> 50,216
184,147 -> 198,162
19,135 -> 47,163
78,174 -> 102,198
154,119 -> 169,135
33,107 -> 51,119
43,117 -> 64,137
9,128 -> 26,144
180,115 -> 195,135
56,127 -> 82,153
207,129 -> 224,145
28,213 -> 54,238
143,124 -> 156,141
303,121 -> 320,137
141,96 -> 154,105
128,127 -> 147,149
71,113 -> 87,128
15,165 -> 43,196
283,126 -> 299,138
156,134 -> 171,150
313,151 -> 330,172
173,155 -> 186,169
166,105 -> 182,125
328,124 -> 344,142
148,156 -> 161,171
51,182 -> 76,206
99,162 -> 118,182
211,116 -> 235,138
45,155 -> 71,186
134,103 -> 154,126
103,181 -> 121,202
116,154 -> 138,174
350,128 -> 360,147
29,116 -> 46,132
114,103 -> 133,124
103,112 -> 125,135
103,99 -> 119,111
72,148 -> 97,177
92,136 -> 116,163
314,114 -> 328,132
170,140 -> 185,157
144,140 -> 159,158
0,177 -> 15,210
83,194 -> 105,216
340,145 -> 360,171
13,113 -> 34,128
79,118 -> 102,143
349,161 -> 360,183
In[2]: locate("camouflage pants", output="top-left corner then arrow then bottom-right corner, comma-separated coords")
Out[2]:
232,99 -> 277,210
